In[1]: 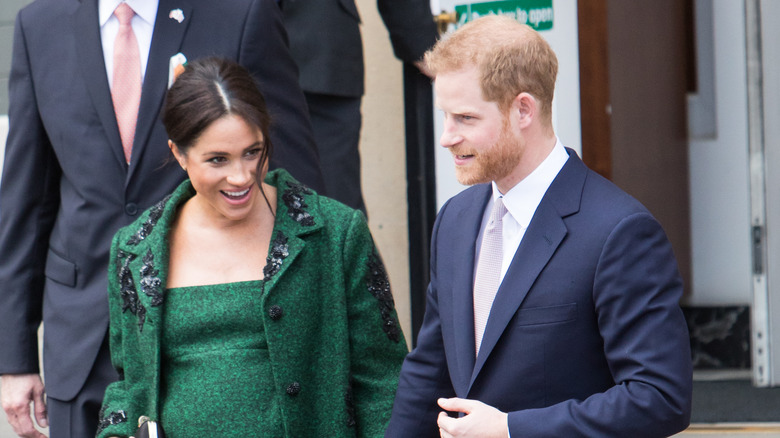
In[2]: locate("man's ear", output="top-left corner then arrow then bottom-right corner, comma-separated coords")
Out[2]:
512,92 -> 537,129
169,140 -> 187,171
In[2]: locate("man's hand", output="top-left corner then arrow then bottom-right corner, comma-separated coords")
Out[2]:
1,374 -> 48,438
437,397 -> 508,438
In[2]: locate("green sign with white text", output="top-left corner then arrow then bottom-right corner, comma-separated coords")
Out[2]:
454,0 -> 554,31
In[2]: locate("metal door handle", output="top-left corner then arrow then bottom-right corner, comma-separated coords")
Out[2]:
434,11 -> 458,34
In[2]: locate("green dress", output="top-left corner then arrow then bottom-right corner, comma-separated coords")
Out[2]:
160,280 -> 284,437
98,170 -> 408,438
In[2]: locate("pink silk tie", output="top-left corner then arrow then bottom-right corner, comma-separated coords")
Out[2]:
112,3 -> 141,164
473,197 -> 507,355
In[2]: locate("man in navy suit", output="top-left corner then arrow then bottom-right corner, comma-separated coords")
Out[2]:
386,16 -> 692,438
0,1 -> 323,437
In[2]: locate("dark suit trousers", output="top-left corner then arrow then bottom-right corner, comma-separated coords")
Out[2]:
47,334 -> 117,438
304,92 -> 366,214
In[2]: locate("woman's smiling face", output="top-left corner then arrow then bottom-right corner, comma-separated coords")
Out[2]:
170,114 -> 266,223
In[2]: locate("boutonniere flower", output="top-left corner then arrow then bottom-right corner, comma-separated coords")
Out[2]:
169,9 -> 184,23
168,53 -> 187,89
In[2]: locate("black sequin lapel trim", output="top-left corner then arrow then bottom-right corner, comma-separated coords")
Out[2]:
366,252 -> 400,343
126,194 -> 171,245
263,233 -> 289,281
282,181 -> 315,226
117,250 -> 147,331
96,407 -> 128,435
140,249 -> 164,306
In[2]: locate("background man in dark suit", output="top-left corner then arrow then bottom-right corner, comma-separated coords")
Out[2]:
386,16 -> 692,438
0,0 -> 323,437
280,0 -> 437,213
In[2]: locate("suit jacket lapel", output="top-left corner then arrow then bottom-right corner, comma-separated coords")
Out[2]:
73,0 -> 126,168
443,186 -> 489,395
128,0 -> 192,182
468,199 -> 567,389
468,150 -> 585,391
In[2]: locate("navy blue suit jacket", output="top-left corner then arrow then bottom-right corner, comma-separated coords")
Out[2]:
386,150 -> 692,437
0,0 -> 322,400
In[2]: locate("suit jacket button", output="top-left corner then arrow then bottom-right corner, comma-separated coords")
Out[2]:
269,305 -> 284,320
286,382 -> 301,396
125,203 -> 138,216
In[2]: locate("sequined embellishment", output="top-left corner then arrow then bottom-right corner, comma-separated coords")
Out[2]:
126,194 -> 171,245
345,379 -> 356,428
117,250 -> 147,331
282,181 -> 315,226
263,233 -> 289,281
366,252 -> 400,342
140,249 -> 164,306
96,407 -> 128,435
286,381 -> 301,396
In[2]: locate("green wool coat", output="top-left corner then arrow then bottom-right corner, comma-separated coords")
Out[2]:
97,169 -> 408,438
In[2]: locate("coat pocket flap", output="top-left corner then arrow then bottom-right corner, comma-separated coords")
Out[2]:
45,249 -> 77,287
514,303 -> 577,326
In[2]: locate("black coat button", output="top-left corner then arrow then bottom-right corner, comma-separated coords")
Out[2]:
286,382 -> 301,396
269,305 -> 284,320
125,203 -> 138,216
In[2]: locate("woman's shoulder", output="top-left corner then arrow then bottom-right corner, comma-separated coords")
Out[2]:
313,192 -> 364,222
268,168 -> 364,227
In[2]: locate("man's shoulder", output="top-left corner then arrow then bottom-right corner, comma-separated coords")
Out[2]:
449,183 -> 491,205
437,184 -> 490,217
17,0 -> 77,22
550,152 -> 650,219
580,167 -> 650,216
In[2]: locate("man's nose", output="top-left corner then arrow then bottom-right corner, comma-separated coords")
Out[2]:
440,120 -> 463,148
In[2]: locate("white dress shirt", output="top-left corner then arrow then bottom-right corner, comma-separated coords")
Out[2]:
100,0 -> 159,88
474,139 -> 570,283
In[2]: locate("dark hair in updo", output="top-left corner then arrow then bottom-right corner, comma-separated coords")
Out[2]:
162,57 -> 273,172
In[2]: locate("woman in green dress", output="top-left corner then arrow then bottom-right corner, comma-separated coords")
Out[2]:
97,58 -> 408,438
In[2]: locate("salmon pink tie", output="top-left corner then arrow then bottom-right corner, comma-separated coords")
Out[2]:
112,2 -> 141,164
473,197 -> 507,355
